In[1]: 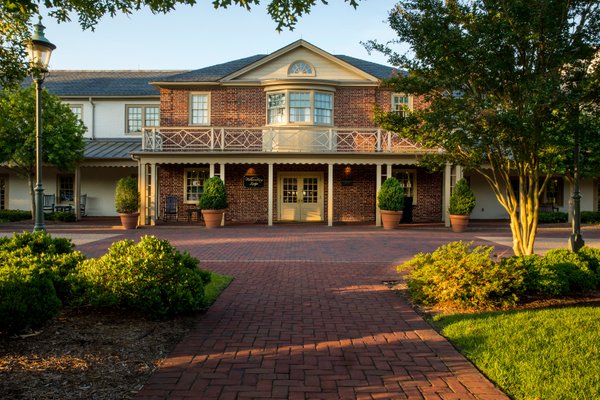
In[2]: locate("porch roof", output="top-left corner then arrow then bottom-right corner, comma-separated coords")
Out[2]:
84,138 -> 141,159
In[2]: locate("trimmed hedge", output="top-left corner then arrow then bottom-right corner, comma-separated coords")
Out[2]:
45,211 -> 77,222
538,211 -> 568,224
0,210 -> 31,222
398,241 -> 600,310
73,236 -> 210,318
581,211 -> 600,224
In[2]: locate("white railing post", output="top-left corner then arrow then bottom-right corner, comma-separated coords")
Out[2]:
220,128 -> 225,151
152,128 -> 157,151
210,128 -> 214,150
328,128 -> 334,151
377,129 -> 382,152
387,131 -> 392,152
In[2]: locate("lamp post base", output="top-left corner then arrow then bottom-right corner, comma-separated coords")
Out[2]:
568,234 -> 584,252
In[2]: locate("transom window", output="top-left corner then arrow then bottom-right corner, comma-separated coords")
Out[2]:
393,169 -> 417,203
126,105 -> 159,133
288,61 -> 315,76
392,94 -> 413,117
190,93 -> 210,125
184,169 -> 209,204
266,90 -> 333,126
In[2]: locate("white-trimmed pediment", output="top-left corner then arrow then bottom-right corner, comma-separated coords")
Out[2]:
223,40 -> 379,83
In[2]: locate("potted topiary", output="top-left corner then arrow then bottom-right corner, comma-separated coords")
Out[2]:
115,176 -> 140,229
377,177 -> 405,229
448,178 -> 476,232
199,176 -> 228,229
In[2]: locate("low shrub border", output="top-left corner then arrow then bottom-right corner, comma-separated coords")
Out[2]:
397,241 -> 600,310
537,211 -> 568,223
0,210 -> 31,223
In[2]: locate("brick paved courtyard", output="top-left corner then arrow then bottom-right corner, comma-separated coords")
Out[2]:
4,222 -> 599,399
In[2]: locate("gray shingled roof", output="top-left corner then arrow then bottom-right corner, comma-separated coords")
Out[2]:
24,71 -> 185,97
157,54 -> 397,83
84,138 -> 141,159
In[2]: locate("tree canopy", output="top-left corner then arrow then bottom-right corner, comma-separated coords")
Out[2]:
0,0 -> 360,86
368,0 -> 599,255
0,86 -> 86,214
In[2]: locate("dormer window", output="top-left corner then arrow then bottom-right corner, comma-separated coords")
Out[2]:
288,61 -> 315,77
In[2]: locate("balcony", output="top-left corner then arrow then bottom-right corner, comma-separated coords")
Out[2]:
141,126 -> 436,154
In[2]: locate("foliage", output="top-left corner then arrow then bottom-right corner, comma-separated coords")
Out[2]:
397,241 -> 526,309
537,211 -> 568,224
203,272 -> 233,309
433,307 -> 600,400
0,263 -> 61,333
0,1 -> 360,87
0,209 -> 32,222
367,0 -> 600,256
543,249 -> 597,292
377,177 -> 405,211
581,211 -> 600,224
448,178 -> 475,215
45,211 -> 77,222
73,236 -> 208,317
0,86 -> 86,216
199,176 -> 228,210
114,176 -> 139,214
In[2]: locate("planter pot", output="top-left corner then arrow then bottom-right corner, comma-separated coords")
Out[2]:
202,209 -> 225,229
381,210 -> 403,230
119,212 -> 139,230
450,214 -> 470,232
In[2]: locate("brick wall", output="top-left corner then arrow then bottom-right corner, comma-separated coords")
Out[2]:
156,164 -> 442,223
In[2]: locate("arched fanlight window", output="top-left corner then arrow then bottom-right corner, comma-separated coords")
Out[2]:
288,61 -> 315,77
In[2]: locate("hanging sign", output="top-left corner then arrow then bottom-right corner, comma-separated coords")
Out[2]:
243,175 -> 265,188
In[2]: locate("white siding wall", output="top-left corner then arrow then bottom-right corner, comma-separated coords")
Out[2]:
80,167 -> 138,216
63,99 -> 159,139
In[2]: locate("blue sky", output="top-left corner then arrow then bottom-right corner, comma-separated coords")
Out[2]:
41,1 -> 401,71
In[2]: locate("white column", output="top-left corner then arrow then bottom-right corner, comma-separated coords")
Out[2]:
151,163 -> 158,226
376,164 -> 382,227
221,164 -> 226,226
74,165 -> 81,221
139,162 -> 147,226
444,163 -> 452,227
268,163 -> 274,226
209,163 -> 215,178
386,164 -> 392,181
328,163 -> 334,227
456,165 -> 464,181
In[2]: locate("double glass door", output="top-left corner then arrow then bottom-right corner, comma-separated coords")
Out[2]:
279,174 -> 323,222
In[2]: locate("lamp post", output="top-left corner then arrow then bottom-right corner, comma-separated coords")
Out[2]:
568,122 -> 585,252
26,17 -> 56,232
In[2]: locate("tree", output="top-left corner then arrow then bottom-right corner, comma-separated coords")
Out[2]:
0,86 -> 86,216
367,0 -> 599,255
0,0 -> 360,87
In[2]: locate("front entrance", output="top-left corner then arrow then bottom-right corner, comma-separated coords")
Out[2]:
278,172 -> 324,222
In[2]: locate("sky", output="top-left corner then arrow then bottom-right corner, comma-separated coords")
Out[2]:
40,1 -> 402,71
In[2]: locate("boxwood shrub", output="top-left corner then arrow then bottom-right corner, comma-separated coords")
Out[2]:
0,210 -> 32,222
581,211 -> 600,224
538,211 -> 568,224
73,235 -> 210,317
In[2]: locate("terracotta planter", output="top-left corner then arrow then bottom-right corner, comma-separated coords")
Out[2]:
119,212 -> 139,230
381,210 -> 403,230
202,209 -> 225,229
450,214 -> 470,232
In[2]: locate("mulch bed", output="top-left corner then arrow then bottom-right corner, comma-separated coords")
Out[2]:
0,308 -> 197,399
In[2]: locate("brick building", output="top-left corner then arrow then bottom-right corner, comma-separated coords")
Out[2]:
136,40 -> 450,226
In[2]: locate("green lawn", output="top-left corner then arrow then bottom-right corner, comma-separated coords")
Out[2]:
432,306 -> 600,400
203,272 -> 233,308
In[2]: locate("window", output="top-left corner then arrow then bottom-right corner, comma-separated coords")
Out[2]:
190,94 -> 210,125
266,90 -> 333,126
126,105 -> 159,133
69,105 -> 83,121
289,92 -> 310,123
267,93 -> 286,124
392,94 -> 412,117
393,169 -> 417,202
58,175 -> 74,203
541,177 -> 564,207
314,93 -> 333,124
288,61 -> 315,76
184,169 -> 209,204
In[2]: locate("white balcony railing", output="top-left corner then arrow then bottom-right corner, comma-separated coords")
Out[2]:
141,126 -> 436,154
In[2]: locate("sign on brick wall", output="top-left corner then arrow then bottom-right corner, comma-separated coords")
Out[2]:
243,175 -> 265,188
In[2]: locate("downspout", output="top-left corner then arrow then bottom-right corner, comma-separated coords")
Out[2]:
88,96 -> 95,139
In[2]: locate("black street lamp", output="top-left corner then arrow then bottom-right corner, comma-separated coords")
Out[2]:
569,124 -> 585,252
26,17 -> 56,232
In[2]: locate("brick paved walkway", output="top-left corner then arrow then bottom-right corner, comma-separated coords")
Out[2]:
107,225 -> 509,400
